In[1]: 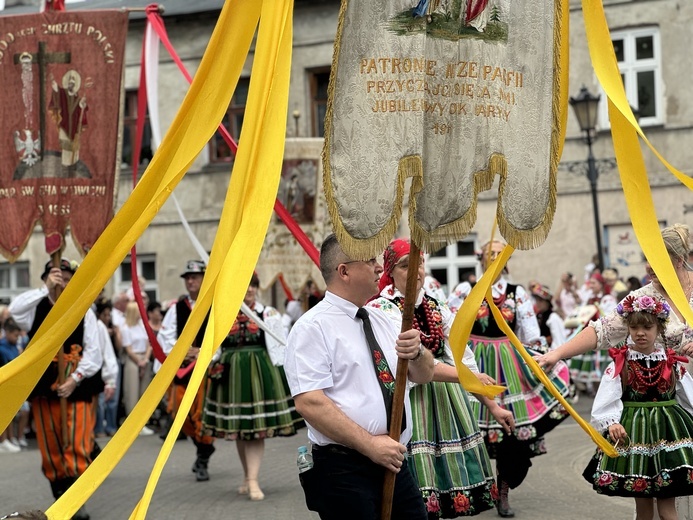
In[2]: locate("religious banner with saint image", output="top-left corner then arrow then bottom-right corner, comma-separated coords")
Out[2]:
0,10 -> 128,259
324,0 -> 567,258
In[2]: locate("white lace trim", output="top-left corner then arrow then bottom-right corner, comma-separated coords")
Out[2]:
626,346 -> 667,362
594,414 -> 621,432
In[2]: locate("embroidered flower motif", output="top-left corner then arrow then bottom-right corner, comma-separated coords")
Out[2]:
425,492 -> 440,513
453,492 -> 471,513
487,430 -> 500,443
597,473 -> 613,486
373,350 -> 395,394
490,481 -> 499,501
379,371 -> 394,384
515,426 -> 536,441
624,477 -> 650,493
655,472 -> 671,489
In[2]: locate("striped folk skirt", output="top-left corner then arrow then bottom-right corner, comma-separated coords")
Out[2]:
408,380 -> 497,518
583,399 -> 693,499
201,345 -> 304,440
569,349 -> 605,385
467,335 -> 572,459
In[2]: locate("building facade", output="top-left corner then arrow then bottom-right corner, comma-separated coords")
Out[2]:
0,0 -> 690,305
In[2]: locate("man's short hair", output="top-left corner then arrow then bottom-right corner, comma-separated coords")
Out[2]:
320,234 -> 347,283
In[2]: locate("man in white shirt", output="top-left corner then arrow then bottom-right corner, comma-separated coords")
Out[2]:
285,234 -> 434,519
9,259 -> 103,520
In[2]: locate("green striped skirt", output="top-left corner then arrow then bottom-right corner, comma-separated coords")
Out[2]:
468,335 -> 572,458
583,399 -> 693,498
409,381 -> 497,517
201,345 -> 304,440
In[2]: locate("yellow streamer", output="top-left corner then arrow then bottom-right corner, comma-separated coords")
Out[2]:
581,1 -> 693,327
0,0 -> 292,517
451,245 -> 617,458
449,253 -> 506,398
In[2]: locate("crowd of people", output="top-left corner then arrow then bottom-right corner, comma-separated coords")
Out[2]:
1,223 -> 692,520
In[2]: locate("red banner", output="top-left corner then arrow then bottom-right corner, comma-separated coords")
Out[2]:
0,10 -> 128,259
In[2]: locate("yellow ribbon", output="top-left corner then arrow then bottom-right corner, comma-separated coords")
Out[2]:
451,245 -> 617,458
581,0 -> 693,327
0,0 -> 293,517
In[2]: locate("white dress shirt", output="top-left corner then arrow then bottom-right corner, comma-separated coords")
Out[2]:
9,286 -> 103,382
285,291 -> 413,446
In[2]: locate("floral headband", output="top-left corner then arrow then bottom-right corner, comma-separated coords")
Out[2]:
616,295 -> 670,323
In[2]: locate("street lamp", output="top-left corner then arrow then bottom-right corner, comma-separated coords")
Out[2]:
569,86 -> 604,272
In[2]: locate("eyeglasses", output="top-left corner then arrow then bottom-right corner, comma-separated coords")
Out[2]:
336,258 -> 378,271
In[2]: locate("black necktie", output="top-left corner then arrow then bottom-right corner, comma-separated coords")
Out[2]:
356,308 -> 405,433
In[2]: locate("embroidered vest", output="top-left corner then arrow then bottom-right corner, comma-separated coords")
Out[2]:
28,297 -> 103,401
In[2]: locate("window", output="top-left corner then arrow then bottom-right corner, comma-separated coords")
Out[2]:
114,254 -> 158,303
0,261 -> 30,304
209,77 -> 249,163
308,68 -> 330,137
599,27 -> 662,127
424,236 -> 478,297
122,89 -> 153,169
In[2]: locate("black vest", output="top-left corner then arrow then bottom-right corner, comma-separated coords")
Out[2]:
173,297 -> 211,384
28,296 -> 104,401
470,283 -> 519,339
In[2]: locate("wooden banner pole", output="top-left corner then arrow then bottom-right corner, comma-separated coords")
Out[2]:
51,251 -> 70,450
381,241 -> 421,520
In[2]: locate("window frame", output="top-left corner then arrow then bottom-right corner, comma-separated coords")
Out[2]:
208,77 -> 250,163
598,26 -> 663,128
113,254 -> 159,303
0,261 -> 31,304
308,67 -> 331,138
424,236 -> 478,297
121,89 -> 153,169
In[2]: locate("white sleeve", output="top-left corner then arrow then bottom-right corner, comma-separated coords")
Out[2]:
263,306 -> 287,367
8,287 -> 48,331
97,321 -> 119,386
157,304 -> 179,355
438,299 -> 478,371
73,309 -> 103,381
446,282 -> 471,315
590,361 -> 623,432
676,365 -> 693,416
285,317 -> 334,396
514,285 -> 541,344
547,312 -> 568,349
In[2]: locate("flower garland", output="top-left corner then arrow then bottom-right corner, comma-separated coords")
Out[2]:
616,295 -> 670,323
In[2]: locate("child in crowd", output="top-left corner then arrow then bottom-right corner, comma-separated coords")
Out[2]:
0,319 -> 31,452
583,295 -> 693,520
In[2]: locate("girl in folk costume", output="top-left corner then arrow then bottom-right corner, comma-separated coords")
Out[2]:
202,272 -> 304,501
569,272 -> 618,395
368,239 -> 515,518
529,283 -> 568,350
447,240 -> 573,517
583,295 -> 693,520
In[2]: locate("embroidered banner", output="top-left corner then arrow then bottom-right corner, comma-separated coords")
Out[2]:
0,10 -> 128,259
257,139 -> 326,296
324,0 -> 567,257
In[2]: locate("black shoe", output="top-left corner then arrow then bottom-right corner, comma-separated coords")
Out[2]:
192,458 -> 210,482
72,505 -> 90,520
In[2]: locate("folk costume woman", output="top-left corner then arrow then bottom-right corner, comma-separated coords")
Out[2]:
447,240 -> 572,517
368,239 -> 514,518
202,273 -> 304,501
583,295 -> 693,520
568,272 -> 617,394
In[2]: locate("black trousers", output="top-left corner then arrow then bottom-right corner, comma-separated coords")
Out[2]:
300,444 -> 426,520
